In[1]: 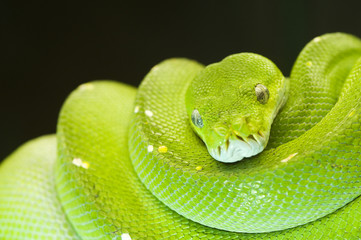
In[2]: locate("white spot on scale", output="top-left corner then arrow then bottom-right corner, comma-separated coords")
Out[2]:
78,83 -> 94,91
281,152 -> 298,163
72,158 -> 90,169
147,145 -> 154,152
151,65 -> 159,72
314,37 -> 321,42
145,110 -> 153,117
121,233 -> 132,240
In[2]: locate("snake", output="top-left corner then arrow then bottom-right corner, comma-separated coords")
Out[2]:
1,32 -> 361,239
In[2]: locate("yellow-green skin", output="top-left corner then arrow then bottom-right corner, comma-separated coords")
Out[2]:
185,53 -> 288,162
1,33 -> 361,239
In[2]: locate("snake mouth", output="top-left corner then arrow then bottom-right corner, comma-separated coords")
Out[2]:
208,131 -> 267,163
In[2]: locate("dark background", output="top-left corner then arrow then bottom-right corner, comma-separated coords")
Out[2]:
1,0 -> 361,161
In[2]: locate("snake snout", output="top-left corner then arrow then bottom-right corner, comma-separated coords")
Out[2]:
209,131 -> 266,163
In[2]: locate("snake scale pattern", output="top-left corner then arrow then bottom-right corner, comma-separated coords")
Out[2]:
1,33 -> 361,239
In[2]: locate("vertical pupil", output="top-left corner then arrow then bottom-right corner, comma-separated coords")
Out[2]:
259,92 -> 264,100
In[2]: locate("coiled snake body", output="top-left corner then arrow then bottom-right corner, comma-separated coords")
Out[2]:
1,33 -> 361,239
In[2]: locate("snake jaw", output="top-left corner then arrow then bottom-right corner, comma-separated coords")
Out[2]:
208,131 -> 267,163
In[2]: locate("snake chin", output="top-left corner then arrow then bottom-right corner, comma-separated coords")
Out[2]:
209,132 -> 267,163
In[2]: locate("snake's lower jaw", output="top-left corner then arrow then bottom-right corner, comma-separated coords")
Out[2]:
209,133 -> 267,163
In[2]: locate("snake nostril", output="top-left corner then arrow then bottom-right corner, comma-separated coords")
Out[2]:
244,117 -> 250,124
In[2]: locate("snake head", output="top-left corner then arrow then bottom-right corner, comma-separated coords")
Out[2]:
186,53 -> 288,163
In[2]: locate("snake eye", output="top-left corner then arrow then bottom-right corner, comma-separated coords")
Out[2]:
191,109 -> 204,128
255,84 -> 270,104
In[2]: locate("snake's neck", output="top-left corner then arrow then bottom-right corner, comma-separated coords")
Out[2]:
273,77 -> 290,119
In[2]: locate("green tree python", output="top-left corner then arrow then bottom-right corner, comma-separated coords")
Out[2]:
1,32 -> 361,239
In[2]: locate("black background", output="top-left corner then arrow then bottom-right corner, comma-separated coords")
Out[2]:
2,0 -> 361,161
